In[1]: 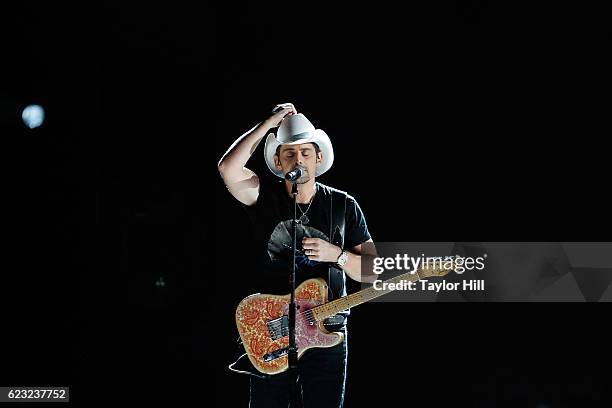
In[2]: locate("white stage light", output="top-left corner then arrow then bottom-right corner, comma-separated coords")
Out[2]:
22,104 -> 45,129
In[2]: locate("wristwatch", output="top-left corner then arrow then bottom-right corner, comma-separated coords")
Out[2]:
336,250 -> 349,267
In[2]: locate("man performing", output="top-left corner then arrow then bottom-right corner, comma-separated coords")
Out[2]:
218,103 -> 375,407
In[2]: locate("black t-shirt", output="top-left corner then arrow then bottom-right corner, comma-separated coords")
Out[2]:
243,177 -> 371,297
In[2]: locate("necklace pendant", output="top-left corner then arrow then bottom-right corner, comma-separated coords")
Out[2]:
299,214 -> 309,225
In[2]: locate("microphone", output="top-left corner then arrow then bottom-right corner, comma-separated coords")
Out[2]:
285,165 -> 307,182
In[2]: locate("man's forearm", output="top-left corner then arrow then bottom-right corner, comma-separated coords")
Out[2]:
340,252 -> 378,283
217,119 -> 272,174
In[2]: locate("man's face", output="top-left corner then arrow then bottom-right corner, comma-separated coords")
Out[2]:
274,143 -> 322,184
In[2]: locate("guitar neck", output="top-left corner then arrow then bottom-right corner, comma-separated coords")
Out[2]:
310,270 -> 422,322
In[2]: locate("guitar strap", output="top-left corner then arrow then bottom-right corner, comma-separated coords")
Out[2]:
328,187 -> 348,307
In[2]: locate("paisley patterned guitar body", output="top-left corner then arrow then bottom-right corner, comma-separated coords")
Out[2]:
235,278 -> 344,375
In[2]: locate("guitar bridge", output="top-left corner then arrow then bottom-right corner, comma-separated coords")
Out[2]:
263,347 -> 289,362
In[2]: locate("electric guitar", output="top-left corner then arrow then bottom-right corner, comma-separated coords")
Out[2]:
235,263 -> 453,375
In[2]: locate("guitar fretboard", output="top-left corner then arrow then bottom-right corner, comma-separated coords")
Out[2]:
310,267 -> 439,322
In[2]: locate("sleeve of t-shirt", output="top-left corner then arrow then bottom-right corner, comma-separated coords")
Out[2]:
240,174 -> 270,222
343,194 -> 372,250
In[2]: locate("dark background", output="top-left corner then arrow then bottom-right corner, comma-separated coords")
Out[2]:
2,3 -> 610,406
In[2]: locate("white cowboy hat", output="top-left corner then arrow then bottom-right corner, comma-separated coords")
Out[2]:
264,113 -> 334,178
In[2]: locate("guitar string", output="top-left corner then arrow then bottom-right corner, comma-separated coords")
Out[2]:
267,279 -> 418,326
267,298 -> 356,331
264,271 -> 441,331
274,275 -> 422,321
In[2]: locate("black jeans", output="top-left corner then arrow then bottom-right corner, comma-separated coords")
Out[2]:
249,330 -> 348,408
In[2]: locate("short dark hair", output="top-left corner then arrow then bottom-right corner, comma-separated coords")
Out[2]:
276,142 -> 320,156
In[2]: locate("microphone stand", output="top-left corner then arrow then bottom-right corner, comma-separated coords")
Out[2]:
288,179 -> 302,407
